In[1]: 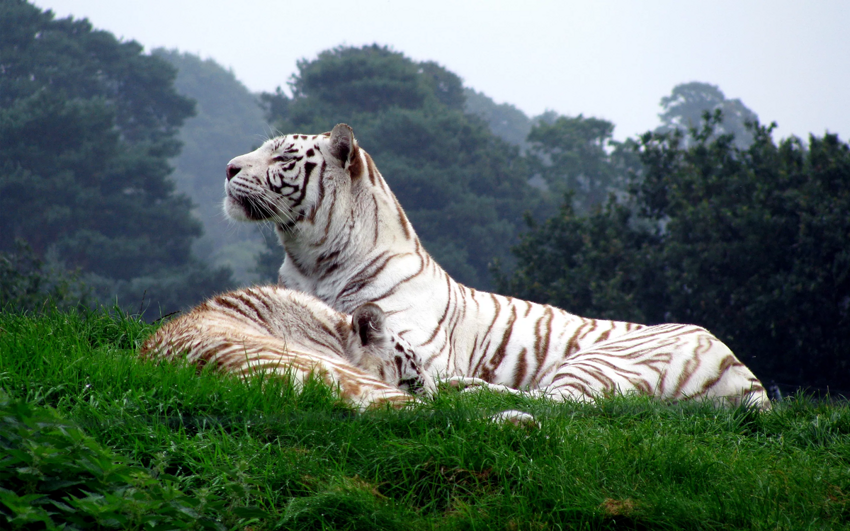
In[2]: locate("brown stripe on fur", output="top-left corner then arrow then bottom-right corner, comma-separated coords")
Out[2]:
232,292 -> 266,321
393,195 -> 412,240
366,153 -> 379,186
470,293 -> 503,376
247,287 -> 276,315
420,272 -> 454,348
338,251 -> 394,302
583,365 -> 619,393
212,296 -> 256,322
478,306 -> 517,382
306,161 -> 327,223
576,356 -> 644,378
348,145 -> 363,178
289,161 -> 316,210
513,348 -> 528,388
534,307 -> 554,371
578,319 -> 599,342
314,183 -> 338,247
563,321 -> 589,359
371,195 -> 380,245
672,352 -> 701,397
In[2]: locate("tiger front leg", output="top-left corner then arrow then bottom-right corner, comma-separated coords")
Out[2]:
442,377 -> 540,428
443,376 -> 529,396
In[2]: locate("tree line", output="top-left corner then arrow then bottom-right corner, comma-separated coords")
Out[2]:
0,0 -> 231,315
499,115 -> 850,392
1,1 -> 847,390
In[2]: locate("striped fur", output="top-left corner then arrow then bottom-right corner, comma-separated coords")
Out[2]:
449,324 -> 767,407
223,124 -> 769,408
140,286 -> 434,410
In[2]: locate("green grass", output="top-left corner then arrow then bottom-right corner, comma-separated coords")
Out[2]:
1,308 -> 849,530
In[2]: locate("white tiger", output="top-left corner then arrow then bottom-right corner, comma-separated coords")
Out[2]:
140,286 -> 434,410
222,124 -> 769,408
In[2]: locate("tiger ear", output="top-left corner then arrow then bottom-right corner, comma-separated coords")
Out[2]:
351,303 -> 386,347
329,123 -> 358,166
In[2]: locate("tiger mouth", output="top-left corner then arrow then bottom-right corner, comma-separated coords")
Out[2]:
228,194 -> 277,221
399,378 -> 425,395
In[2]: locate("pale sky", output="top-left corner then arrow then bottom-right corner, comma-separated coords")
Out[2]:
34,0 -> 850,143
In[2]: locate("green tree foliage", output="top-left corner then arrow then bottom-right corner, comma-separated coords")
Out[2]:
0,240 -> 90,312
464,88 -> 535,149
500,114 -> 850,391
464,91 -> 641,213
281,44 -> 432,127
0,1 -> 232,315
463,88 -> 562,155
657,82 -> 759,148
494,201 -> 661,325
526,115 -> 641,212
260,45 -> 544,289
154,49 -> 270,286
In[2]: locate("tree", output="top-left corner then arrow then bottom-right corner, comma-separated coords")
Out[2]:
0,240 -> 90,312
463,88 -> 535,149
280,44 -> 430,130
657,82 -> 759,148
463,88 -> 563,155
494,199 -> 661,324
0,1 -> 232,315
526,115 -> 640,212
500,113 -> 850,392
259,45 -> 544,289
638,116 -> 849,390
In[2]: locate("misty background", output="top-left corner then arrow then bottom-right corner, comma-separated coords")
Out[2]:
33,0 -> 850,144
1,0 -> 848,392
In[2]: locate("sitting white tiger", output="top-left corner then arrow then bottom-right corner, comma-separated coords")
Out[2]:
222,124 -> 769,409
140,286 -> 434,410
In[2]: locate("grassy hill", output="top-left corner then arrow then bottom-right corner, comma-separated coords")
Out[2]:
1,308 -> 848,529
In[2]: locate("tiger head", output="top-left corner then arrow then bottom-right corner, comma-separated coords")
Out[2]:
224,123 -> 363,230
349,302 -> 435,396
224,122 -> 418,303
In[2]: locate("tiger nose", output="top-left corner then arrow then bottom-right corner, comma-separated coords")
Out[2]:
226,163 -> 241,181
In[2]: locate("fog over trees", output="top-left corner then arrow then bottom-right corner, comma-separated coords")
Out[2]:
256,45 -> 546,289
656,82 -> 760,149
153,49 -> 270,286
0,0 -> 231,316
2,1 -> 847,391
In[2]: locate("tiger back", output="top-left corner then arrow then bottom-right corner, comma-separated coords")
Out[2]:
140,286 -> 434,410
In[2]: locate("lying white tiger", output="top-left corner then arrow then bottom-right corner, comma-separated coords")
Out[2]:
223,124 -> 769,408
140,286 -> 434,410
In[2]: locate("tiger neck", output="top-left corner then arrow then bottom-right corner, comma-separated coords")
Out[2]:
278,156 -> 435,312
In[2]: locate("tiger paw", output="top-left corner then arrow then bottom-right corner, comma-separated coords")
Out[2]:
489,409 -> 539,429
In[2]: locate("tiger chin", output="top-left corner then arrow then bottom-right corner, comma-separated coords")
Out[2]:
223,124 -> 770,411
141,286 -> 435,410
